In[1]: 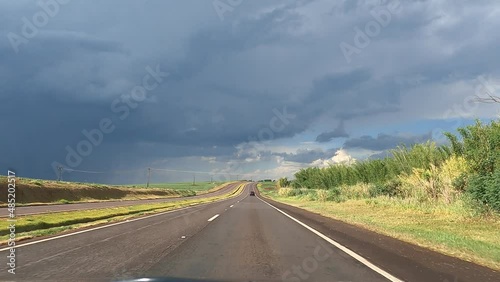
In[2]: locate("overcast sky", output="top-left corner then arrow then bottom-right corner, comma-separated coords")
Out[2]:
1,0 -> 499,184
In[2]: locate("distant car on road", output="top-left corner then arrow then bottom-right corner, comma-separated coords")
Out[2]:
250,191 -> 255,196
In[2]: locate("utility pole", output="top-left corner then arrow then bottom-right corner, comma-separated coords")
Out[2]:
210,175 -> 213,183
146,167 -> 151,188
57,166 -> 64,181
193,174 -> 196,185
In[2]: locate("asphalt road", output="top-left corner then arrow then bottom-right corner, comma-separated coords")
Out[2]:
10,182 -> 242,216
1,182 -> 498,282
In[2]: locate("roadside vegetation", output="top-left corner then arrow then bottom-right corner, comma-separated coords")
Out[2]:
0,177 -> 229,206
257,180 -> 277,191
261,120 -> 500,270
0,183 -> 246,243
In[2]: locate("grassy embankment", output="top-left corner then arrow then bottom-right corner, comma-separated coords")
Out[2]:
0,182 -> 246,244
261,120 -> 500,271
0,177 -> 229,206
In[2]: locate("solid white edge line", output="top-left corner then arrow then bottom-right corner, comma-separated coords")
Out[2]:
256,195 -> 404,282
0,185 -> 247,252
207,214 -> 220,222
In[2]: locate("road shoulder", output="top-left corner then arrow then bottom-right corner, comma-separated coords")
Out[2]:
257,189 -> 500,282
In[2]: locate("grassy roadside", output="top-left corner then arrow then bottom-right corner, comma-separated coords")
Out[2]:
0,176 -> 231,206
0,183 -> 246,244
195,181 -> 238,195
258,183 -> 500,271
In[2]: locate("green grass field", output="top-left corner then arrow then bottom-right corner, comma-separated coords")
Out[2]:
257,181 -> 277,190
126,181 -> 227,191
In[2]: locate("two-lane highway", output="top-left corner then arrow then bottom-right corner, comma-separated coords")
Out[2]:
1,182 -> 390,281
1,182 -> 498,282
146,183 -> 390,281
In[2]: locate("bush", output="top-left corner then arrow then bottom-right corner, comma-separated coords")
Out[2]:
326,189 -> 344,202
370,183 -> 391,197
317,190 -> 328,202
299,188 -> 310,194
369,179 -> 402,197
369,184 -> 383,197
341,184 -> 370,199
277,188 -> 303,197
440,156 -> 468,186
278,188 -> 292,197
467,171 -> 500,212
278,177 -> 291,188
288,189 -> 303,197
396,156 -> 469,203
302,190 -> 317,201
439,156 -> 469,203
457,193 -> 495,217
452,173 -> 468,192
449,120 -> 500,175
398,165 -> 442,201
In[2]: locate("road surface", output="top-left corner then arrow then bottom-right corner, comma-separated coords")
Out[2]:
0,182 -> 498,281
10,182 -> 242,216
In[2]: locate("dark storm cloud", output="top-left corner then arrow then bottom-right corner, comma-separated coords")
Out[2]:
299,69 -> 401,123
316,131 -> 348,142
316,120 -> 349,142
170,0 -> 308,81
2,0 -> 500,182
344,132 -> 432,151
0,1 -> 310,181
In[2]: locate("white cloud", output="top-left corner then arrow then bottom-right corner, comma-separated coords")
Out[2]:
310,149 -> 355,168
